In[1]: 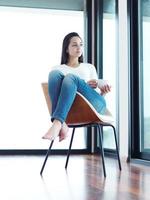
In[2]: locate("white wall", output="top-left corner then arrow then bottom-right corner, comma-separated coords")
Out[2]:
118,0 -> 129,160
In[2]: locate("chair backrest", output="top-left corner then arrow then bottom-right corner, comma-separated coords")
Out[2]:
41,83 -> 113,125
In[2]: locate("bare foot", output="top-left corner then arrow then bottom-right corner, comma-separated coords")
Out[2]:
59,122 -> 69,142
42,120 -> 62,140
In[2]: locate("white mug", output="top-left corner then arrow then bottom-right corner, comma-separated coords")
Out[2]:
97,79 -> 109,88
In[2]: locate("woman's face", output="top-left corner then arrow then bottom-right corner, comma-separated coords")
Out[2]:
67,36 -> 83,59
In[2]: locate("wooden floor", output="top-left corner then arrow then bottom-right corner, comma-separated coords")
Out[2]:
0,154 -> 150,200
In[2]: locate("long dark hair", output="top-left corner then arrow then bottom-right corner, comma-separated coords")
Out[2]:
61,32 -> 83,64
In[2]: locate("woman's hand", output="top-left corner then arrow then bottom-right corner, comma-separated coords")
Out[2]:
87,79 -> 111,95
87,79 -> 98,89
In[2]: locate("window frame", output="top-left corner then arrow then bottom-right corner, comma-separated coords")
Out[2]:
128,0 -> 150,162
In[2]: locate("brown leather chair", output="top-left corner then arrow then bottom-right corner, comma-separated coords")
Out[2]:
40,83 -> 121,177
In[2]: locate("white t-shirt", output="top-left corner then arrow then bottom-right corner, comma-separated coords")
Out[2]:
51,63 -> 98,81
51,63 -> 100,93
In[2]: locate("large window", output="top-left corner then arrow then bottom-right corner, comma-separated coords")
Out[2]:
0,6 -> 85,150
129,0 -> 150,161
103,14 -> 117,149
103,0 -> 118,150
94,0 -> 118,152
140,0 -> 150,154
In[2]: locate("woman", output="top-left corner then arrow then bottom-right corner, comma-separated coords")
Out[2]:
42,32 -> 111,141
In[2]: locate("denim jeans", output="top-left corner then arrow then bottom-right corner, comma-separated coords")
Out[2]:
48,70 -> 106,123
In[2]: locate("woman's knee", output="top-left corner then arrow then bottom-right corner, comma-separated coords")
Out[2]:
64,73 -> 79,82
48,70 -> 64,81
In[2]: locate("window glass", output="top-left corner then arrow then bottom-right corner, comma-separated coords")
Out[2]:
0,7 -> 85,149
103,13 -> 117,149
140,1 -> 150,152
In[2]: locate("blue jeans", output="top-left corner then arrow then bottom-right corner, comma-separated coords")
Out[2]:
48,70 -> 106,123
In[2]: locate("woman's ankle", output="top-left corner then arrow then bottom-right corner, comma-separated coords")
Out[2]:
53,119 -> 62,127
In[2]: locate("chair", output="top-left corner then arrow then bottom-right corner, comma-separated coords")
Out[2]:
40,83 -> 122,177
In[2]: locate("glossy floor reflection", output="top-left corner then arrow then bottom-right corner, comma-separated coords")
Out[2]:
0,155 -> 150,200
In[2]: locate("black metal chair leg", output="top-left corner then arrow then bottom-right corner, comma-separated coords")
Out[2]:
65,128 -> 75,169
97,125 -> 106,177
40,140 -> 54,175
110,125 -> 122,170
